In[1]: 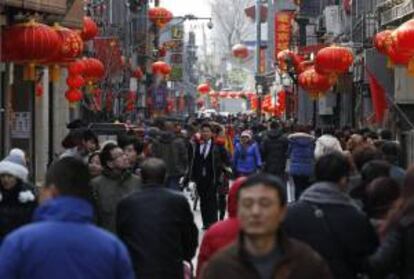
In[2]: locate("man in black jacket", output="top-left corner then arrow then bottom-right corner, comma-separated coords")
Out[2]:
261,121 -> 288,178
189,122 -> 229,229
283,152 -> 379,279
116,158 -> 198,279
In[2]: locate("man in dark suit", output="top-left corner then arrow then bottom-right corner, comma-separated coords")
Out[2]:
190,122 -> 229,229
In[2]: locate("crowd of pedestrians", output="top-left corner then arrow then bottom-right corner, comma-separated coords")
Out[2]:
0,114 -> 413,278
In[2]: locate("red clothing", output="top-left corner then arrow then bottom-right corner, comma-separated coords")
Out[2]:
196,177 -> 246,278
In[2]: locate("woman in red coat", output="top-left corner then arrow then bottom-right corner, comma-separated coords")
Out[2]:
196,177 -> 247,278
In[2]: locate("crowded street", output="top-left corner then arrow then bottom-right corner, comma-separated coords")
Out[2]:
2,0 -> 414,278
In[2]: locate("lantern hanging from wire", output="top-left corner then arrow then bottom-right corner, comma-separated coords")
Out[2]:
315,46 -> 354,75
1,19 -> 62,80
81,16 -> 99,41
148,7 -> 173,28
197,83 -> 210,95
232,44 -> 249,59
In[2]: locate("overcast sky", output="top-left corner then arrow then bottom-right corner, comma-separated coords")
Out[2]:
162,0 -> 213,45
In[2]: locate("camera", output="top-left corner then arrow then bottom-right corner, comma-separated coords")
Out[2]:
207,20 -> 213,29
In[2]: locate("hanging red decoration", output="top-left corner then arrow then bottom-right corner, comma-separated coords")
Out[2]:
232,44 -> 249,59
49,25 -> 84,62
373,30 -> 394,55
229,92 -> 239,98
148,7 -> 173,28
65,88 -> 83,103
219,91 -> 228,98
161,63 -> 172,76
197,83 -> 210,95
315,46 -> 354,75
152,61 -> 169,75
297,60 -> 314,74
68,60 -> 86,75
35,83 -> 43,97
298,68 -> 333,97
392,19 -> 414,55
132,67 -> 144,79
1,20 -> 61,62
209,91 -> 219,98
82,58 -> 105,82
81,16 -> 99,41
66,75 -> 85,88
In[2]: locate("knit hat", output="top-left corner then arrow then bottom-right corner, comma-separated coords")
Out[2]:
0,148 -> 28,181
241,130 -> 253,140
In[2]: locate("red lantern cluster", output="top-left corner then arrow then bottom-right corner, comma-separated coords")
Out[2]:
1,20 -> 61,62
81,16 -> 99,41
148,7 -> 173,28
232,44 -> 249,59
50,25 -> 84,63
82,58 -> 105,82
197,83 -> 210,95
65,88 -> 83,104
374,19 -> 414,73
315,46 -> 354,75
298,68 -> 334,99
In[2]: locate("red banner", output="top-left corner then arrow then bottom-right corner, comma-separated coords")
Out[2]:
274,11 -> 295,59
367,70 -> 388,124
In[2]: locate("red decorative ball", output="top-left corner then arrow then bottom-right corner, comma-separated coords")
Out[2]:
65,88 -> 83,103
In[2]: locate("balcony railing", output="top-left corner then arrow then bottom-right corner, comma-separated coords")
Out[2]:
380,0 -> 414,26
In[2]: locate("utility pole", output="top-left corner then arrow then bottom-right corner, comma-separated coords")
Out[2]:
255,0 -> 262,119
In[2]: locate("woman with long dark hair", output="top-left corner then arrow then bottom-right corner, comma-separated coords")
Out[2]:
367,166 -> 414,278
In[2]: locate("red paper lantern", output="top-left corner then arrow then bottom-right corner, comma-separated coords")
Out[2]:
298,68 -> 333,96
68,60 -> 86,75
232,44 -> 249,59
66,75 -> 85,88
387,43 -> 412,65
1,20 -> 61,62
148,7 -> 173,28
132,67 -> 144,79
81,17 -> 99,41
83,58 -> 105,82
315,46 -> 353,74
161,63 -> 172,75
392,19 -> 414,55
297,60 -> 314,74
65,88 -> 83,103
315,46 -> 354,75
49,25 -> 83,62
374,30 -> 394,55
152,61 -> 169,75
197,83 -> 210,95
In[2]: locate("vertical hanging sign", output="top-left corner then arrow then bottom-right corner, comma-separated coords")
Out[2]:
274,11 -> 295,59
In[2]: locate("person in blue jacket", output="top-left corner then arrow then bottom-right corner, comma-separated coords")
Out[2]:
233,130 -> 262,177
0,157 -> 134,279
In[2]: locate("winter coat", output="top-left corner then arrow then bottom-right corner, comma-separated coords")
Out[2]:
314,134 -> 343,160
152,131 -> 188,177
196,178 -> 246,278
201,231 -> 332,279
0,196 -> 134,279
367,201 -> 414,278
233,142 -> 262,175
91,169 -> 141,233
288,132 -> 315,177
0,181 -> 37,240
116,184 -> 198,279
283,182 -> 379,279
261,129 -> 289,176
